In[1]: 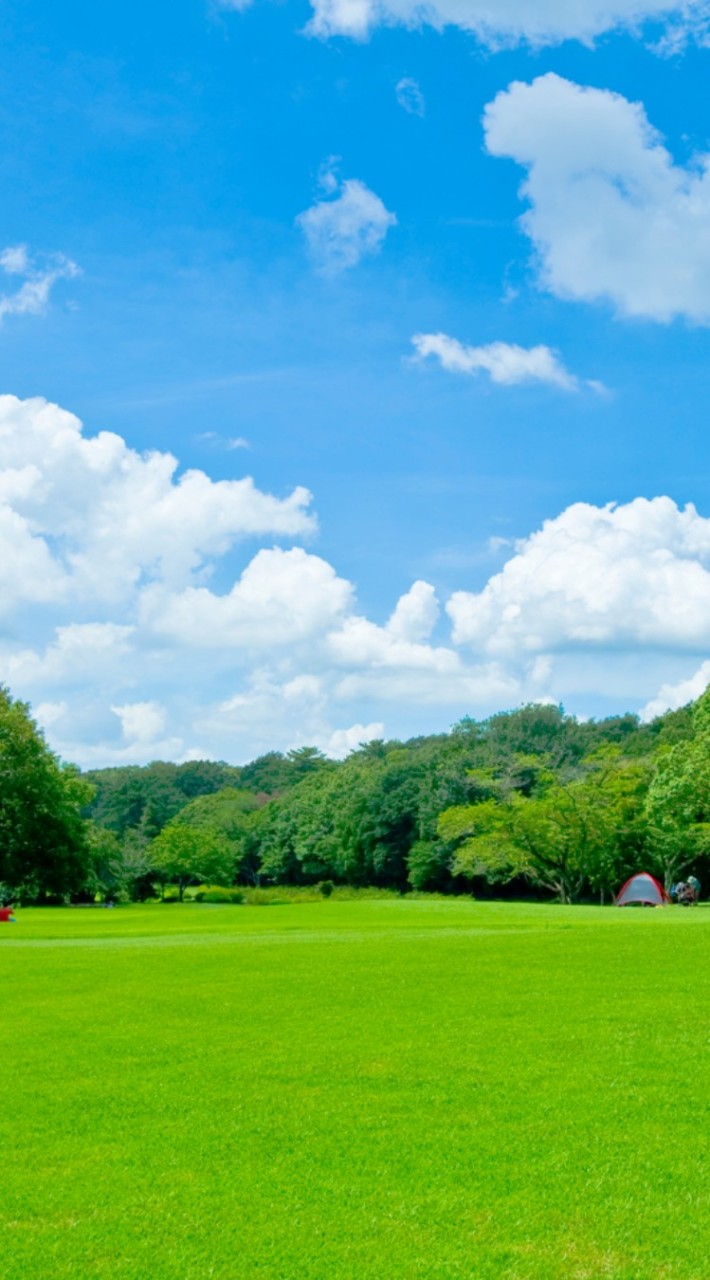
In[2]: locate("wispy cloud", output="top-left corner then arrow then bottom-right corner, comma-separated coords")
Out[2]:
412,332 -> 584,391
0,245 -> 79,324
396,77 -> 425,116
297,167 -> 397,274
305,0 -> 710,49
198,431 -> 251,450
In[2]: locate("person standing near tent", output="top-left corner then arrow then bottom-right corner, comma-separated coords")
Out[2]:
688,875 -> 701,902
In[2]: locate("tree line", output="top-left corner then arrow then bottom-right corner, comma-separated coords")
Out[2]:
2,681 -> 709,905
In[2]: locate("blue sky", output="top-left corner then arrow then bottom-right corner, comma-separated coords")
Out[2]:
3,0 -> 710,765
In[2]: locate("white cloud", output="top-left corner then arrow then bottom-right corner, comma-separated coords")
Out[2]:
640,661 -> 710,720
0,394 -> 315,613
10,397 -> 710,765
198,431 -> 250,450
326,584 -> 521,706
4,624 -> 136,689
303,0 -> 709,46
412,332 -> 581,390
297,175 -> 397,274
330,581 -> 452,675
0,246 -> 30,274
34,701 -> 69,730
333,661 -> 522,707
0,245 -> 79,324
484,73 -> 710,323
200,671 -> 334,763
112,701 -> 168,744
386,580 -> 439,641
396,77 -> 425,116
326,722 -> 386,759
328,617 -> 457,673
141,547 -> 354,649
448,497 -> 710,657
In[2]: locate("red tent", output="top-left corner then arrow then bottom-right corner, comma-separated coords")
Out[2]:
615,872 -> 668,907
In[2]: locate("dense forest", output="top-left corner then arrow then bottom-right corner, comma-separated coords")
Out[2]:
1,681 -> 708,905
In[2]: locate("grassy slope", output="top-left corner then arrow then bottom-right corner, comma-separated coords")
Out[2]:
1,900 -> 708,1280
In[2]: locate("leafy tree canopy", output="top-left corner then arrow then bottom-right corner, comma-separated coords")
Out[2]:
149,824 -> 235,900
0,686 -> 93,901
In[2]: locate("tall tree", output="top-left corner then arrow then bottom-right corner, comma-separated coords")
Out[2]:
149,824 -> 235,899
0,687 -> 93,901
644,688 -> 710,888
176,788 -> 262,884
444,749 -> 649,903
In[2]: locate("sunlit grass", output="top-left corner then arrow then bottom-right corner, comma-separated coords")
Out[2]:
1,900 -> 708,1279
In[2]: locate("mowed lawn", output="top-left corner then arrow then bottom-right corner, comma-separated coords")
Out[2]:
1,901 -> 708,1280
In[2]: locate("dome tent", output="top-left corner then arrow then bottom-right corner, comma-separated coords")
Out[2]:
615,873 -> 668,907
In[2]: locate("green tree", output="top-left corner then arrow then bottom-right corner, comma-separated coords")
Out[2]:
84,760 -> 241,836
445,750 -> 649,903
0,687 -> 93,901
119,829 -> 157,901
82,824 -> 126,902
175,787 -> 262,884
644,688 -> 710,888
406,840 -> 449,891
286,746 -> 332,777
149,825 -> 235,900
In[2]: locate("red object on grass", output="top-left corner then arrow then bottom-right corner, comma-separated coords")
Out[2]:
0,906 -> 15,922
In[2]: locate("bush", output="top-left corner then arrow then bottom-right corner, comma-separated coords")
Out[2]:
317,880 -> 335,897
240,887 -> 291,906
194,887 -> 244,904
241,885 -> 402,905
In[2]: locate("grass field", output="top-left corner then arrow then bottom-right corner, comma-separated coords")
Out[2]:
1,899 -> 708,1279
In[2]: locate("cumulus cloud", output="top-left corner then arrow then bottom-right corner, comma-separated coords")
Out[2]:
412,332 -> 581,390
0,245 -> 79,324
303,0 -> 709,46
448,497 -> 710,657
141,547 -> 354,649
4,624 -> 136,690
0,395 -> 315,613
329,616 -> 457,673
484,73 -> 710,323
328,581 -> 452,673
112,701 -> 168,744
9,397 -> 710,764
325,584 -> 522,706
386,580 -> 439,641
297,175 -> 397,274
396,77 -> 425,116
640,661 -> 710,720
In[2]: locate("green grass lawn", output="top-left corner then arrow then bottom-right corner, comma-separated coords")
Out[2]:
1,899 -> 708,1279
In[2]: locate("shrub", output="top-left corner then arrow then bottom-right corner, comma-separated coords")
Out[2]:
241,887 -> 290,906
317,879 -> 335,897
194,887 -> 244,904
241,885 -> 402,905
